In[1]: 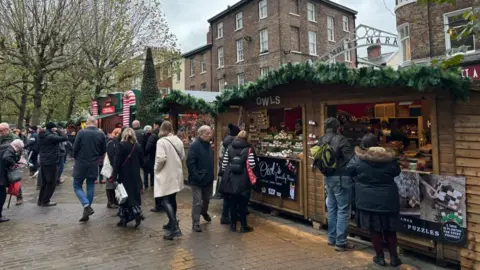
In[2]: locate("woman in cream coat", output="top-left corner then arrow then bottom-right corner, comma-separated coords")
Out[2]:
154,121 -> 186,240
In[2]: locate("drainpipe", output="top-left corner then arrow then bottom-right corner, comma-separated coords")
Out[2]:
427,1 -> 433,60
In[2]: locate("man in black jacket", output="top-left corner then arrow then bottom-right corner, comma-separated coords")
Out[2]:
318,117 -> 354,252
73,116 -> 106,222
38,122 -> 68,207
132,120 -> 143,143
146,118 -> 163,212
187,125 -> 214,232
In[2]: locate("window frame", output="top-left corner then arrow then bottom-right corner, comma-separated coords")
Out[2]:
217,47 -> 224,68
190,57 -> 196,77
291,0 -> 299,15
397,23 -> 412,62
219,78 -> 225,91
236,12 -> 243,31
344,40 -> 351,62
200,53 -> 206,73
237,72 -> 245,86
443,8 -> 476,53
201,82 -> 207,90
236,39 -> 244,63
259,28 -> 269,54
260,67 -> 270,77
327,16 -> 335,42
307,2 -> 316,22
217,22 -> 224,39
308,31 -> 317,56
259,0 -> 268,19
342,16 -> 349,32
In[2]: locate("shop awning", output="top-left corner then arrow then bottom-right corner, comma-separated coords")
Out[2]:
96,113 -> 117,120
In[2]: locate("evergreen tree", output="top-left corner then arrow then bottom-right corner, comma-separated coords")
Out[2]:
137,47 -> 159,126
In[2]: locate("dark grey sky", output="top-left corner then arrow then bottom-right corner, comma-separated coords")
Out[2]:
162,0 -> 397,55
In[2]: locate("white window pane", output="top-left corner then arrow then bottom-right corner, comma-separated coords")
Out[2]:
260,29 -> 269,53
308,31 -> 317,55
236,12 -> 243,30
217,22 -> 223,38
307,3 -> 315,22
259,0 -> 268,19
218,47 -> 224,67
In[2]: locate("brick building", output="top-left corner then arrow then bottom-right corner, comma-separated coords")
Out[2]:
395,0 -> 479,73
183,0 -> 357,92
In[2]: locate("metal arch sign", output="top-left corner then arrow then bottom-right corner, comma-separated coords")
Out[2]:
319,24 -> 399,62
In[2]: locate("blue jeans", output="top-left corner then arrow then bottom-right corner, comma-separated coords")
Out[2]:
73,177 -> 96,207
58,157 -> 65,181
325,176 -> 352,246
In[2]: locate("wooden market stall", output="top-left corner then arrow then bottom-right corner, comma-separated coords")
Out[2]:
212,62 -> 472,267
151,90 -> 219,181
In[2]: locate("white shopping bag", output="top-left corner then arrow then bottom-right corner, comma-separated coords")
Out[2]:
101,155 -> 113,178
115,183 -> 128,204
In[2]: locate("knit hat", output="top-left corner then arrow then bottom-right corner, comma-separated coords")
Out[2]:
46,122 -> 57,130
228,124 -> 240,136
361,133 -> 379,149
324,117 -> 340,131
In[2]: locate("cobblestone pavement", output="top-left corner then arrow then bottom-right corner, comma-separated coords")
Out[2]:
0,160 -> 450,270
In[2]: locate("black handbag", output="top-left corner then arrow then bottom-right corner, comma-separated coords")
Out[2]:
7,167 -> 22,183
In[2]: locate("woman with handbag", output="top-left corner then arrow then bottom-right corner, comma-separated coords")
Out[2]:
218,131 -> 257,233
112,128 -> 145,228
154,121 -> 186,240
0,139 -> 24,222
105,128 -> 121,209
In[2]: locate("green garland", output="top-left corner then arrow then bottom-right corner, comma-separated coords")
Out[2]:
149,62 -> 470,115
148,89 -> 216,115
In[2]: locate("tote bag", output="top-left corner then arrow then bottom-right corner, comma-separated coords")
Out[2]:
101,155 -> 113,178
115,183 -> 128,204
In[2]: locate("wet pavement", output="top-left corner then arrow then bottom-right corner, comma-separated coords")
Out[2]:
0,160 -> 451,270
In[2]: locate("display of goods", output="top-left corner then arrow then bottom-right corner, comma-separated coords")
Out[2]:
419,144 -> 433,153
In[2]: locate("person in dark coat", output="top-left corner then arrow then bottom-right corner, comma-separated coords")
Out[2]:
187,125 -> 214,233
0,123 -> 23,205
72,117 -> 107,222
145,118 -> 163,211
141,125 -> 153,189
346,133 -> 402,267
26,125 -> 40,175
215,124 -> 240,225
0,139 -> 24,222
219,131 -> 256,233
113,128 -> 145,228
38,122 -> 68,207
105,128 -> 121,209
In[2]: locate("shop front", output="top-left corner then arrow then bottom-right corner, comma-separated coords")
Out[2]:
212,62 -> 470,266
95,92 -> 124,133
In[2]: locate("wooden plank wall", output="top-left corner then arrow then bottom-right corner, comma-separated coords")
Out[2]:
455,92 -> 480,270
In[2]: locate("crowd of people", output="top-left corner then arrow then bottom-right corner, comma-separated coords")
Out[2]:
0,116 -> 404,266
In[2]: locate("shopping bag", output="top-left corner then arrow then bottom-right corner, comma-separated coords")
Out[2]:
7,166 -> 22,183
115,183 -> 128,204
7,181 -> 21,197
246,148 -> 257,185
101,155 -> 113,178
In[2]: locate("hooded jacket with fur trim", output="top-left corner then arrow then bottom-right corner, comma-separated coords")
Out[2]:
346,146 -> 401,213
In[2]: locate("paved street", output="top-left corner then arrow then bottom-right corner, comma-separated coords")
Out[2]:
0,160 -> 450,270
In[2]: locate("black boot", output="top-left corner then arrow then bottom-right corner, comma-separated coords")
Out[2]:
373,255 -> 386,266
106,190 -> 118,209
163,199 -> 178,231
390,256 -> 402,267
134,215 -> 145,229
239,214 -> 253,233
117,219 -> 127,227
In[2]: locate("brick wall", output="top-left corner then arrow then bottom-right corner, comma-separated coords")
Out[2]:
396,0 -> 479,61
209,0 -> 357,91
184,49 -> 212,91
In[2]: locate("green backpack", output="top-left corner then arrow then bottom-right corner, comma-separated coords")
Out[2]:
311,137 -> 337,176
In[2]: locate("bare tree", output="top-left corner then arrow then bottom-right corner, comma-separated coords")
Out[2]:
0,0 -> 82,124
78,0 -> 178,97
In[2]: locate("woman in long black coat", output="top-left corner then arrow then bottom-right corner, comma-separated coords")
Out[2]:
346,133 -> 402,267
113,128 -> 145,228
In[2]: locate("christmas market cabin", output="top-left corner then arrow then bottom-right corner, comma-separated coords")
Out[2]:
212,62 -> 471,267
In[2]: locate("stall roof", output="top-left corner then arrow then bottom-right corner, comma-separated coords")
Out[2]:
149,62 -> 471,115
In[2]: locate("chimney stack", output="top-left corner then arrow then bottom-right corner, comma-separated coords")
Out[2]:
367,44 -> 382,59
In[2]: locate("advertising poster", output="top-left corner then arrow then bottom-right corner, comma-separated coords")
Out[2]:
395,171 -> 467,246
253,156 -> 298,200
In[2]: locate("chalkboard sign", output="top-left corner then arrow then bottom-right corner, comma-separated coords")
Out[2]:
253,156 -> 299,200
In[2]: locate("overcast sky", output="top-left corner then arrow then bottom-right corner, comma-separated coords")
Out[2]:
162,0 -> 397,54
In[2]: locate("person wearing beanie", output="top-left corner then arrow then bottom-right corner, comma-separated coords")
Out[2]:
38,122 -> 68,207
317,117 -> 354,252
213,123 -> 241,224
